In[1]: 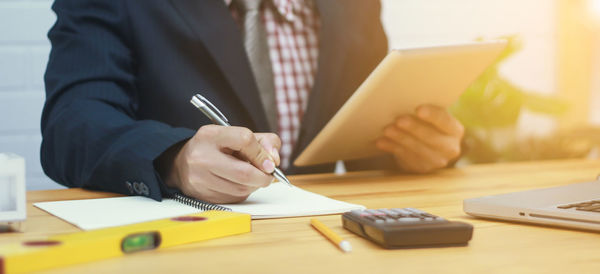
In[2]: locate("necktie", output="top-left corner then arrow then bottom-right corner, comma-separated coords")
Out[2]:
235,0 -> 278,132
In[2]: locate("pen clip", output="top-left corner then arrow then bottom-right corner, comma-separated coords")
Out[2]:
193,94 -> 229,124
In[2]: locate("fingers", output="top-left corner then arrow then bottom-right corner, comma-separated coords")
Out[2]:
255,133 -> 282,166
202,125 -> 277,174
173,151 -> 257,204
194,189 -> 251,204
184,171 -> 256,204
376,138 -> 433,173
416,105 -> 464,138
210,153 -> 273,188
393,116 -> 461,160
376,131 -> 450,173
172,125 -> 283,203
375,105 -> 464,173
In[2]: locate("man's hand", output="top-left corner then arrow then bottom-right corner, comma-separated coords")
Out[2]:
375,104 -> 464,173
165,125 -> 281,204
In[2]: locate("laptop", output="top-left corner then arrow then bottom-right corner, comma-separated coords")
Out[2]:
463,179 -> 600,231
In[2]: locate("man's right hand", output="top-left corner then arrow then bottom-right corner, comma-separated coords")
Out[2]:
164,125 -> 281,204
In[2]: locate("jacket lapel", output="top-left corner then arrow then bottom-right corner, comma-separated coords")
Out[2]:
169,0 -> 270,131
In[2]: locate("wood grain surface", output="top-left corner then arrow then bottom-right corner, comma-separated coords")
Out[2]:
2,159 -> 600,274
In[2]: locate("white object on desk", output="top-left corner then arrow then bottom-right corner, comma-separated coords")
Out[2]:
0,153 -> 26,224
34,183 -> 365,230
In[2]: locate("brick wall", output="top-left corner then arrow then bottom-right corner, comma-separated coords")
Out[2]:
0,0 -> 557,190
0,0 -> 60,190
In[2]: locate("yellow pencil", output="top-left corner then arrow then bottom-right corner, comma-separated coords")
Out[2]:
310,218 -> 352,253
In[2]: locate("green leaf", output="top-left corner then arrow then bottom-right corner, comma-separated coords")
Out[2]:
522,93 -> 569,115
475,35 -> 522,66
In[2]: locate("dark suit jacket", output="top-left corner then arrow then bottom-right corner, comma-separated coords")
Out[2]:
41,0 -> 388,200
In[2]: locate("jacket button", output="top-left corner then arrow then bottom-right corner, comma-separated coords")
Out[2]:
139,182 -> 150,196
125,181 -> 134,194
133,182 -> 142,194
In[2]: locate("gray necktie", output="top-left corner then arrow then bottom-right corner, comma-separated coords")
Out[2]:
235,0 -> 278,132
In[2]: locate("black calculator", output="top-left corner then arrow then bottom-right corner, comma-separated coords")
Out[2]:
342,208 -> 473,249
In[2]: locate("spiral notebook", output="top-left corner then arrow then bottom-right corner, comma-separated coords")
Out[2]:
34,183 -> 364,230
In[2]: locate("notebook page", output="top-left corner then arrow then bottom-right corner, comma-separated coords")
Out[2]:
227,184 -> 364,218
34,183 -> 364,230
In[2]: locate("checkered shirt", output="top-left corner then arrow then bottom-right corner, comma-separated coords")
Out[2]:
227,0 -> 320,169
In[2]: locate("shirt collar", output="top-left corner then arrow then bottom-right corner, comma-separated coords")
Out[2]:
224,0 -> 312,22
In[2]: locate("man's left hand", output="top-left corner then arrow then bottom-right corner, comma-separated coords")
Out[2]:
375,104 -> 464,173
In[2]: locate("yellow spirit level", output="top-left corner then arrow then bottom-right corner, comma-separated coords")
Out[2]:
0,211 -> 250,273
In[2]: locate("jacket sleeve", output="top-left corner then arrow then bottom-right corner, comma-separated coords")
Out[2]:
41,0 -> 194,201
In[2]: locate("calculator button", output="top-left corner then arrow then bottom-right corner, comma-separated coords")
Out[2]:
396,217 -> 421,223
373,215 -> 387,221
375,209 -> 391,215
380,209 -> 399,217
405,208 -> 426,214
366,209 -> 386,216
363,215 -> 378,222
391,208 -> 411,216
350,210 -> 368,217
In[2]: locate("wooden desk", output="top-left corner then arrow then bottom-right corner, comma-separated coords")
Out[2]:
3,159 -> 600,273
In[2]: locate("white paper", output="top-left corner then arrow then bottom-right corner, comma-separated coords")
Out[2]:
34,183 -> 364,230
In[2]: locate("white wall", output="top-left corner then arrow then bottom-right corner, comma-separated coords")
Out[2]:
0,0 -> 60,190
0,0 -> 558,190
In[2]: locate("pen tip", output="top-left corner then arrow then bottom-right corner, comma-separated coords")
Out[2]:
273,169 -> 292,186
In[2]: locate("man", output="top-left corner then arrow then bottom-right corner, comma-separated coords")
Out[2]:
42,0 -> 463,203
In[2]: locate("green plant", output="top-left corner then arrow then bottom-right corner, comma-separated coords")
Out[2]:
450,36 -> 569,163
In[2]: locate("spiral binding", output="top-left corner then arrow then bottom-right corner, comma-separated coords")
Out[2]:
171,193 -> 232,211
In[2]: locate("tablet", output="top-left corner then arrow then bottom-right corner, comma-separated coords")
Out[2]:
294,41 -> 506,166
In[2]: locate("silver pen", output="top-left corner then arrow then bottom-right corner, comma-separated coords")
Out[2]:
190,94 -> 292,186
